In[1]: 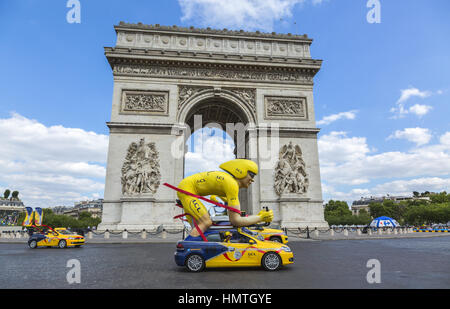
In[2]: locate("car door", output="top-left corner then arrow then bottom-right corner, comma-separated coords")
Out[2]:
221,232 -> 259,267
45,231 -> 60,246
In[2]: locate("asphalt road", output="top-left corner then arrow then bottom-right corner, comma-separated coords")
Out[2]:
1,236 -> 449,289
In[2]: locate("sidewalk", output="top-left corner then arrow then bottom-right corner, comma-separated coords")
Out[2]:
1,230 -> 449,244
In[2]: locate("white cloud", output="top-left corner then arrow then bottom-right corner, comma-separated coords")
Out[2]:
318,131 -> 370,164
397,87 -> 431,104
316,110 -> 358,126
319,130 -> 450,188
0,113 -> 108,207
390,87 -> 438,118
371,177 -> 450,196
184,128 -> 236,176
408,104 -> 433,117
323,177 -> 450,206
387,127 -> 432,146
178,0 -> 323,32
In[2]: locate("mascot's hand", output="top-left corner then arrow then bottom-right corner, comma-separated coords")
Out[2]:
258,209 -> 274,223
210,195 -> 219,203
211,195 -> 228,204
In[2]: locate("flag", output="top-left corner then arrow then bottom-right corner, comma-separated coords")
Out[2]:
34,207 -> 43,226
22,207 -> 34,226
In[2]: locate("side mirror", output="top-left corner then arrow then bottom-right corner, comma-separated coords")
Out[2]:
249,239 -> 256,245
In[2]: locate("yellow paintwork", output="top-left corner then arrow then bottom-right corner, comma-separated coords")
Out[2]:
36,228 -> 85,248
249,227 -> 289,244
205,228 -> 293,268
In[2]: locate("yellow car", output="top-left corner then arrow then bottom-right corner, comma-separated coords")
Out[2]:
211,214 -> 289,244
249,225 -> 289,244
175,227 -> 294,272
28,226 -> 85,249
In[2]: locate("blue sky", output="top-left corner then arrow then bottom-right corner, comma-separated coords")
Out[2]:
0,0 -> 449,207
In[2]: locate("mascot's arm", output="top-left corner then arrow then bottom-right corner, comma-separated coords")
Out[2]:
228,208 -> 273,227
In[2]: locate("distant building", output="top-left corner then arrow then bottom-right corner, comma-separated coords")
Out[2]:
351,197 -> 384,216
52,206 -> 72,215
0,198 -> 25,226
351,195 -> 430,215
63,199 -> 103,219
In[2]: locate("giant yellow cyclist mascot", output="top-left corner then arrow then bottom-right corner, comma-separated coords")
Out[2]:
176,159 -> 274,241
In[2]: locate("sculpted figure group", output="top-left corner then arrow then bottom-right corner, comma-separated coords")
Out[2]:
274,142 -> 309,196
121,138 -> 161,195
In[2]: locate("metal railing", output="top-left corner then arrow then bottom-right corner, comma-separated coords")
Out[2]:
2,225 -> 448,241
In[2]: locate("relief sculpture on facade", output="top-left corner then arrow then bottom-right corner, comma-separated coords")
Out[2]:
121,90 -> 168,115
274,142 -> 309,196
265,96 -> 307,119
121,138 -> 161,195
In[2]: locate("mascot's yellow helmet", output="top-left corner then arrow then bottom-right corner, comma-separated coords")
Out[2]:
219,159 -> 258,179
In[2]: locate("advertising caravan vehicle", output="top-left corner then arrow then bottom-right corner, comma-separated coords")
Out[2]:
174,227 -> 294,272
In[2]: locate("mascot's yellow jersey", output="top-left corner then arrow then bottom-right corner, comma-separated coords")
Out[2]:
178,171 -> 240,207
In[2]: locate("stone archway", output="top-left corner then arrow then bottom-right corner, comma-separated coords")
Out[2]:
98,22 -> 328,231
179,91 -> 256,214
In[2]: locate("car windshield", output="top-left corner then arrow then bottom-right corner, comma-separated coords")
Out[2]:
56,229 -> 74,235
240,227 -> 258,236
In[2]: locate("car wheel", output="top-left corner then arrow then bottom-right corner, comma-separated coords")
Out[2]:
185,254 -> 205,272
262,252 -> 281,271
269,236 -> 282,243
29,240 -> 37,249
58,240 -> 67,249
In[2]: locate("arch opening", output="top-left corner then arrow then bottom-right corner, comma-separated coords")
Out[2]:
182,97 -> 254,215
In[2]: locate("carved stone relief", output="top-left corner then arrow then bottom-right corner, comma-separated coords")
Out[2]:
178,86 -> 208,111
113,63 -> 314,85
177,85 -> 256,113
274,142 -> 309,196
226,88 -> 256,113
121,90 -> 169,115
121,138 -> 161,195
265,96 -> 307,119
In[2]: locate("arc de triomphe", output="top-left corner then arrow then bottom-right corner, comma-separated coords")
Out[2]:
98,22 -> 328,231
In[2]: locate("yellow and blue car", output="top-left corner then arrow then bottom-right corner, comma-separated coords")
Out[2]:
28,226 -> 85,249
249,225 -> 289,244
211,214 -> 289,244
175,227 -> 294,272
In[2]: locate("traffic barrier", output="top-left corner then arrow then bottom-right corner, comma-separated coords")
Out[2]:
7,224 -> 448,243
414,229 -> 449,233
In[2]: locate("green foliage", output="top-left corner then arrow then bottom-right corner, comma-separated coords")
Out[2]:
324,191 -> 450,226
40,208 -> 101,229
3,189 -> 10,199
367,192 -> 450,226
11,191 -> 19,199
403,203 -> 450,226
428,191 -> 450,204
324,200 -> 371,226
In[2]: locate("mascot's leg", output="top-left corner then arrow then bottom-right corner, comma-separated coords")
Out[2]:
177,192 -> 212,239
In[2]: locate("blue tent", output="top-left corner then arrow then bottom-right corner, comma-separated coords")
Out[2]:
370,216 -> 399,228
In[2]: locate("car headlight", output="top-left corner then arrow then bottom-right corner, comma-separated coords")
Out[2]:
282,246 -> 291,252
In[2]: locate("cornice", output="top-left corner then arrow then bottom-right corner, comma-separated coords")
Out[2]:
104,46 -> 322,68
115,22 -> 313,43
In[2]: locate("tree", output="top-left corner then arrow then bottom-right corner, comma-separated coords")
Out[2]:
3,189 -> 10,199
11,191 -> 19,199
429,191 -> 449,204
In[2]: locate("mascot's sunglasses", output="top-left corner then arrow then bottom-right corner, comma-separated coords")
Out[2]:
248,171 -> 256,179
